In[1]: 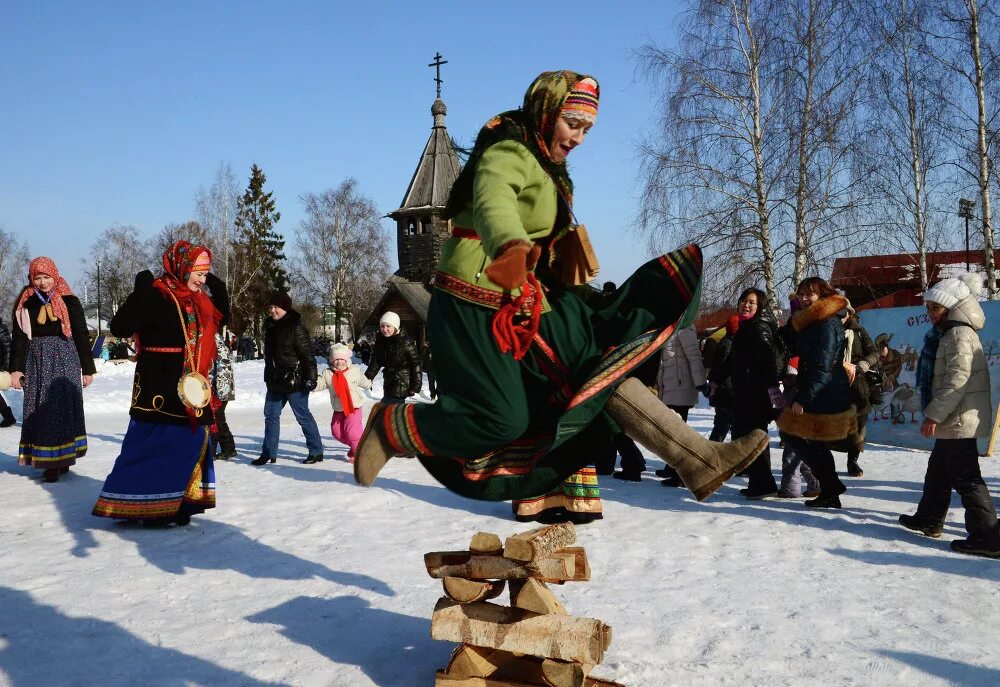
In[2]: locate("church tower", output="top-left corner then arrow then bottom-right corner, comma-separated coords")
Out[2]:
387,53 -> 462,284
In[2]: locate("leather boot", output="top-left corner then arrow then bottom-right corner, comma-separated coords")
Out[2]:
605,378 -> 768,502
354,403 -> 407,486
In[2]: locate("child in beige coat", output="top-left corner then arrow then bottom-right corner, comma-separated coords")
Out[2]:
326,343 -> 372,462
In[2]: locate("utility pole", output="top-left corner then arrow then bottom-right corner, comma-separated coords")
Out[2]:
96,259 -> 102,337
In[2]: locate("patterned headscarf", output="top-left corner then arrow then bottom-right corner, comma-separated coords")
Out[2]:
153,241 -> 221,400
444,70 -> 599,230
15,257 -> 74,339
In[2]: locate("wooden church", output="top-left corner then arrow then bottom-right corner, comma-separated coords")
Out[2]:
363,54 -> 462,349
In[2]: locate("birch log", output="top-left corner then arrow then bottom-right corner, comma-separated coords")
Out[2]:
511,578 -> 567,615
431,598 -> 609,664
504,523 -> 576,562
434,672 -> 623,687
425,550 -> 589,583
443,577 -> 506,604
470,532 -> 504,554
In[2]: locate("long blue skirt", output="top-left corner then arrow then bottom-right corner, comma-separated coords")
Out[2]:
93,420 -> 215,521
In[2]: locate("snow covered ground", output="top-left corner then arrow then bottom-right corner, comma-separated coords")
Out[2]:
1,358 -> 998,686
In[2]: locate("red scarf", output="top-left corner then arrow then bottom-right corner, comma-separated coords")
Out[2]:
153,241 -> 222,425
332,368 -> 355,414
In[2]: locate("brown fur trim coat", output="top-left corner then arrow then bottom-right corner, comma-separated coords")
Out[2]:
777,406 -> 858,442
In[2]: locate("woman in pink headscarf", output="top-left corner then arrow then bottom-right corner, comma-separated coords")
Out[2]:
8,257 -> 96,483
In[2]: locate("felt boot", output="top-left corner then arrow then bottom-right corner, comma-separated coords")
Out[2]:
354,403 -> 407,486
605,378 -> 768,501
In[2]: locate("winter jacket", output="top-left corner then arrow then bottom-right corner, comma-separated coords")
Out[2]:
364,332 -> 422,398
923,295 -> 992,439
264,309 -> 318,394
726,309 -> 783,428
843,317 -> 879,414
325,363 -> 372,412
9,292 -> 97,376
111,271 -> 229,426
707,333 -> 735,409
777,294 -> 855,442
0,318 -> 11,371
211,333 -> 236,402
657,326 -> 706,407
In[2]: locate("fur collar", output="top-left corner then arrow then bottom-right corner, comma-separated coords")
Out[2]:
791,294 -> 848,332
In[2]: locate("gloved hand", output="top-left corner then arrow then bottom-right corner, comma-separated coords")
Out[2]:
484,241 -> 542,291
303,379 -> 317,392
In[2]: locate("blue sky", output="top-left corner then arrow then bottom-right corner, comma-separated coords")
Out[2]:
0,1 -> 681,288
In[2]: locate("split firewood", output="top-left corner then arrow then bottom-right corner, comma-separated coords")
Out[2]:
470,532 -> 504,555
431,598 -> 610,665
511,578 -> 567,616
541,547 -> 590,583
443,577 -> 506,604
504,523 -> 576,562
425,551 -> 580,583
446,645 -> 521,679
434,672 -> 623,687
540,658 -> 593,687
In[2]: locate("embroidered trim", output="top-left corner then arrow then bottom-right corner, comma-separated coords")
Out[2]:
434,271 -> 540,314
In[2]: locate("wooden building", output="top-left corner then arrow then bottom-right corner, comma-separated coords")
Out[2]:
363,91 -> 462,348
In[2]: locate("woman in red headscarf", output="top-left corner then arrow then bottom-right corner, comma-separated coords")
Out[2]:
8,257 -> 96,482
93,241 -> 229,527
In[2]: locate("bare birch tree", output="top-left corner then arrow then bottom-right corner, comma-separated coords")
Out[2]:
81,225 -> 152,315
153,220 -> 212,259
0,227 -> 30,316
195,162 -> 240,288
861,0 -> 951,290
637,0 -> 789,310
294,178 -> 390,340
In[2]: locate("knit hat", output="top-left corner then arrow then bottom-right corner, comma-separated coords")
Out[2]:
561,77 -> 599,123
923,272 -> 984,309
192,251 -> 212,271
330,343 -> 352,362
379,311 -> 400,331
268,291 -> 292,311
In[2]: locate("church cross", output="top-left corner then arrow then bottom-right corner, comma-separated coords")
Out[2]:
428,52 -> 448,97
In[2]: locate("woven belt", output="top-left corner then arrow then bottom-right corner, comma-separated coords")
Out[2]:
143,346 -> 183,354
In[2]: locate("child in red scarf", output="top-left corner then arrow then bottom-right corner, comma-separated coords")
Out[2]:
326,343 -> 371,462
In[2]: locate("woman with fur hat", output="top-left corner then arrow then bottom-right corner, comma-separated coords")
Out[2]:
327,343 -> 372,462
363,311 -> 422,403
8,257 -> 95,482
354,70 -> 767,504
776,277 -> 855,508
93,241 -> 228,525
899,273 -> 1000,558
255,291 -> 323,465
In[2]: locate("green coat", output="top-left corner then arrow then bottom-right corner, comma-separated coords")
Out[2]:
437,140 -> 560,311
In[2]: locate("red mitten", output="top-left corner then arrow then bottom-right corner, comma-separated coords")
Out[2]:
485,241 -> 540,290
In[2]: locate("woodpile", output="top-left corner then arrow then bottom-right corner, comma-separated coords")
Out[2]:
426,523 -> 623,687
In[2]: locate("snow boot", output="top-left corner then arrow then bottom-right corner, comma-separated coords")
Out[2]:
950,537 -> 1000,558
605,378 -> 768,502
354,403 -> 409,486
898,514 -> 943,538
847,454 -> 864,477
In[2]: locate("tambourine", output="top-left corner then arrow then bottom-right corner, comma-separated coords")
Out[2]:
177,372 -> 211,409
0,371 -> 10,391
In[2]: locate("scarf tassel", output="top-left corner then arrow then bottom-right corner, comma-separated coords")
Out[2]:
490,274 -> 543,361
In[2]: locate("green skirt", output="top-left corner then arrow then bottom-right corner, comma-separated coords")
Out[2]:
382,245 -> 701,501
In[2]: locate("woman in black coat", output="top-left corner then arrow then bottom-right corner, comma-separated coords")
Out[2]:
93,242 -> 228,524
724,288 -> 782,499
777,277 -> 855,508
364,311 -> 422,402
832,309 -> 879,477
255,291 -> 323,465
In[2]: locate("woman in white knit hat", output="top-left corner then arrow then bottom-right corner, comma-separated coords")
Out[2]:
363,311 -> 422,403
899,272 -> 1000,558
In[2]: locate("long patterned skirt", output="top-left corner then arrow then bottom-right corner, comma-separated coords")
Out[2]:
381,245 -> 701,501
92,420 -> 215,521
513,467 -> 603,523
18,336 -> 87,470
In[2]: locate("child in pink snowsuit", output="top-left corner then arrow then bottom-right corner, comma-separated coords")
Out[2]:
326,344 -> 371,462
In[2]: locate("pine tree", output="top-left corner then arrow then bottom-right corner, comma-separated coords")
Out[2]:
230,164 -> 286,341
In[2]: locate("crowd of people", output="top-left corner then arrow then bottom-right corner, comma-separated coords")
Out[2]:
1,68 -> 998,560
